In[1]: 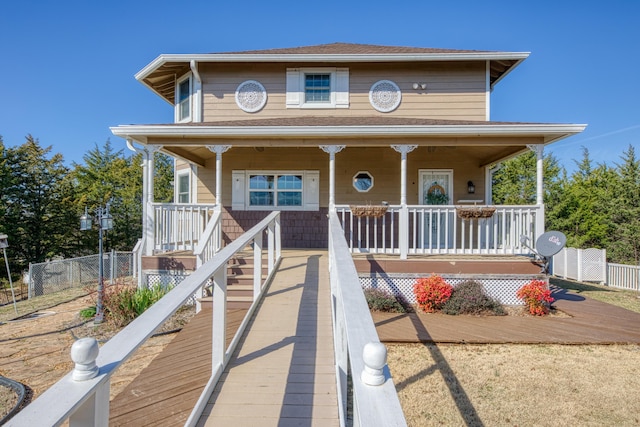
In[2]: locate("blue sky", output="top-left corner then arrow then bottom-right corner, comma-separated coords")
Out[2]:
1,0 -> 638,173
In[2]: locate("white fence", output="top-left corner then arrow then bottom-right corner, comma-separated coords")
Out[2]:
9,212 -> 282,426
553,247 -> 640,291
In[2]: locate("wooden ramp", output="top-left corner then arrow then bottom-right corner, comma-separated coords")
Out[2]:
197,250 -> 339,427
109,308 -> 247,426
110,250 -> 339,426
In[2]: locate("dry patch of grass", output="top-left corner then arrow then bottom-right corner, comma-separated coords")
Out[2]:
388,343 -> 640,426
0,287 -> 89,323
551,277 -> 640,313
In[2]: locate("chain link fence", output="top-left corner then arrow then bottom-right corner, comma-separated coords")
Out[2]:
28,251 -> 134,298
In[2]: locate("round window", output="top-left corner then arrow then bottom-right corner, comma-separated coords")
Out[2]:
353,171 -> 374,192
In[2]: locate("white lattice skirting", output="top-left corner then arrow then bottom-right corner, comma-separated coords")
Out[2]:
360,273 -> 546,306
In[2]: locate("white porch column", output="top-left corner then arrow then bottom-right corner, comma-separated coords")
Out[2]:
320,145 -> 345,212
528,144 -> 545,237
392,145 -> 417,259
207,145 -> 232,209
127,141 -> 160,257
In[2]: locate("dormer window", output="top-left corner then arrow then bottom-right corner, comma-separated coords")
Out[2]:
176,74 -> 192,122
286,68 -> 349,109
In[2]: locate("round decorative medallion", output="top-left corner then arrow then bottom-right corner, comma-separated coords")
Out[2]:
369,80 -> 401,113
235,80 -> 267,113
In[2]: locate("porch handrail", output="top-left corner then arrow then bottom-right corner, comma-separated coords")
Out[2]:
151,202 -> 217,253
193,209 -> 223,268
9,211 -> 282,427
335,204 -> 541,256
328,211 -> 407,427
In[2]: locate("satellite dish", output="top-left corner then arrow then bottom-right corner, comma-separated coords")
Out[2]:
535,231 -> 566,257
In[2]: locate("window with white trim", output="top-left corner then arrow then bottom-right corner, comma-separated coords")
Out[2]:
286,68 -> 349,109
176,171 -> 190,203
232,170 -> 319,211
175,74 -> 192,122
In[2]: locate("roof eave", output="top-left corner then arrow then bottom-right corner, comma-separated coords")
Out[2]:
135,52 -> 530,82
111,123 -> 586,144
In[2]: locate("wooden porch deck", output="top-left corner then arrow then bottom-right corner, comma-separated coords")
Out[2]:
373,286 -> 640,344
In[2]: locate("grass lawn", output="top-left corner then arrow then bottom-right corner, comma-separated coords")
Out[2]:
388,277 -> 640,426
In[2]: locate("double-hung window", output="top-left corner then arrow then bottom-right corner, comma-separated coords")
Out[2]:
232,170 -> 319,211
176,75 -> 192,122
286,68 -> 349,109
176,171 -> 191,203
304,74 -> 331,103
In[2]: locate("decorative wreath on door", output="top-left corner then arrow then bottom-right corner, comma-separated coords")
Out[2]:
425,183 -> 449,205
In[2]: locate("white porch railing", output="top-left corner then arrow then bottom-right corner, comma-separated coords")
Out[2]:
328,211 -> 407,427
8,212 -> 282,427
194,209 -> 223,268
335,204 -> 542,257
152,203 -> 217,253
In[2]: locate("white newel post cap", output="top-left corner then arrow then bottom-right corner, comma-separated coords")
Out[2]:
71,337 -> 100,381
361,341 -> 387,386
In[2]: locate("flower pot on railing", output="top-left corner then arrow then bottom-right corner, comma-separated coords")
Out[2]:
349,205 -> 388,218
456,206 -> 497,220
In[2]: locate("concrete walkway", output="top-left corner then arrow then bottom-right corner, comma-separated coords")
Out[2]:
197,250 -> 339,427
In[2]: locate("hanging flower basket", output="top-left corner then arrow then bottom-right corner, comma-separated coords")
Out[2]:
350,205 -> 388,218
456,206 -> 497,219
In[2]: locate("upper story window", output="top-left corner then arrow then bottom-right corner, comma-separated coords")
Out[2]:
286,68 -> 349,109
176,74 -> 192,122
305,74 -> 331,103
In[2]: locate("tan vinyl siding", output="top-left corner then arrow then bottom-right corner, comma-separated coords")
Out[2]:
195,146 -> 493,208
201,62 -> 486,122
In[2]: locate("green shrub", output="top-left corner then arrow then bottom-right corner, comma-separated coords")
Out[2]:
364,288 -> 407,313
86,283 -> 173,327
441,280 -> 506,316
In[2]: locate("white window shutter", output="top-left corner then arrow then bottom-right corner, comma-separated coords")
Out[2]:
286,69 -> 301,107
232,170 -> 245,210
303,171 -> 320,211
335,68 -> 349,108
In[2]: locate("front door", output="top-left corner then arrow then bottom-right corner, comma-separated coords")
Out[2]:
419,170 -> 453,249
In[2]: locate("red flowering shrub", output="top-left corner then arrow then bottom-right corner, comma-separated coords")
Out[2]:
516,279 -> 554,316
413,275 -> 453,313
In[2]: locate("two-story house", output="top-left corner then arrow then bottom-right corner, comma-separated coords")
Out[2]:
111,42 -> 585,301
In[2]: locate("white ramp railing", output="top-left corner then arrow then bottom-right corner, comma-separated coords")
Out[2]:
328,211 -> 407,427
9,212 -> 281,427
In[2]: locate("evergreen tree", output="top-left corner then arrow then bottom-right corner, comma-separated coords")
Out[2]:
1,135 -> 74,272
610,145 -> 640,263
72,140 -> 142,253
491,150 -> 563,205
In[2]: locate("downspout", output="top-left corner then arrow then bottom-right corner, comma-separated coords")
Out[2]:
190,60 -> 202,122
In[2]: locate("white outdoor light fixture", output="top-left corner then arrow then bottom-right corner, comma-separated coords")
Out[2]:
80,203 -> 114,324
0,233 -> 18,314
